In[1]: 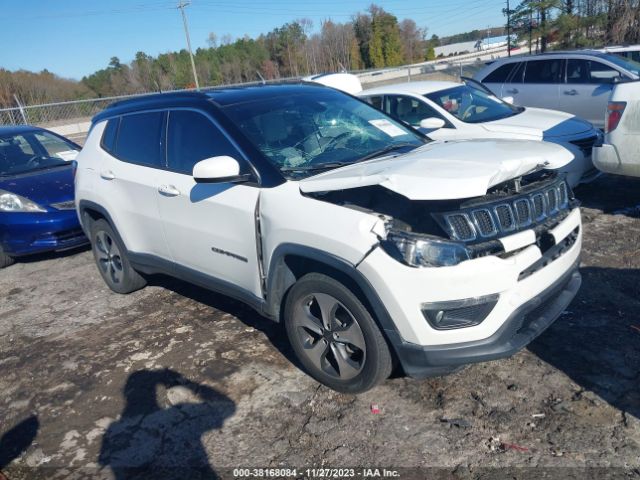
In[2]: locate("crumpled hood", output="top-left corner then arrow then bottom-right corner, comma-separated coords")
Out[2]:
299,139 -> 574,200
481,107 -> 594,139
0,166 -> 74,207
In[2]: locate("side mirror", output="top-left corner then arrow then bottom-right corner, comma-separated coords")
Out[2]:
193,156 -> 250,183
419,117 -> 446,130
502,96 -> 515,104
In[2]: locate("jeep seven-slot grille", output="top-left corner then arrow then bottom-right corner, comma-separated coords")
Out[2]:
441,179 -> 571,243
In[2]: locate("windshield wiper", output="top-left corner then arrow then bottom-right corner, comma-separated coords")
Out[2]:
280,161 -> 354,173
358,143 -> 419,162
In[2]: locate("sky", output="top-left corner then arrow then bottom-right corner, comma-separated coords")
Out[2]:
0,0 -> 507,80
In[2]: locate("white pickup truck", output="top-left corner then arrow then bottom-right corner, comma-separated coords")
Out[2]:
593,81 -> 640,177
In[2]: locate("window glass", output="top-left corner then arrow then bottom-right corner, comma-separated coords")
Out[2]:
34,132 -> 79,159
221,88 -> 424,178
601,53 -> 640,76
566,59 -> 590,83
167,110 -> 241,175
426,84 -> 521,124
588,61 -> 623,82
115,112 -> 164,168
386,95 -> 443,127
0,132 -> 72,175
101,118 -> 119,153
13,135 -> 34,155
567,59 -> 623,84
507,61 -> 525,83
363,95 -> 383,109
524,59 -> 563,84
483,63 -> 516,83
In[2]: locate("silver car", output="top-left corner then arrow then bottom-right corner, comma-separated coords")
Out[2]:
474,51 -> 640,129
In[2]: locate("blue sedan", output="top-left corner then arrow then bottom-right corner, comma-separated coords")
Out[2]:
0,125 -> 88,267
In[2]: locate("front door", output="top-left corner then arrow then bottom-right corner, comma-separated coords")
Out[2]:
155,109 -> 262,297
560,59 -> 619,128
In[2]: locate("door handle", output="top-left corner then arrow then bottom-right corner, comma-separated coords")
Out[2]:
506,88 -> 519,94
564,89 -> 578,96
100,170 -> 115,180
158,184 -> 181,197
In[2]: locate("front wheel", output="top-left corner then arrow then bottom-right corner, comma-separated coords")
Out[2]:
90,219 -> 146,294
0,246 -> 15,268
284,273 -> 392,393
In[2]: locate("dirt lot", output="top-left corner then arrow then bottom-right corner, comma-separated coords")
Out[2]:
1,174 -> 639,480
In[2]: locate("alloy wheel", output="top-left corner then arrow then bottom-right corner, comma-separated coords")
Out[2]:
292,292 -> 366,380
95,231 -> 124,286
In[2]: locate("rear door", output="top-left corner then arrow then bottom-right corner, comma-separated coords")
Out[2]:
155,109 -> 262,297
96,112 -> 171,258
517,58 -> 563,109
481,62 -> 520,98
560,58 -> 623,128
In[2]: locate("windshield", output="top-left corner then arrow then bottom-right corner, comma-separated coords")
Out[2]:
0,130 -> 79,176
220,88 -> 425,178
602,53 -> 640,77
425,84 -> 522,124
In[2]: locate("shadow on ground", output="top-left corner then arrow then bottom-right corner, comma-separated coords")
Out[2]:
12,244 -> 90,265
575,174 -> 640,217
0,415 -> 39,478
528,266 -> 640,420
146,275 -> 298,368
99,368 -> 235,480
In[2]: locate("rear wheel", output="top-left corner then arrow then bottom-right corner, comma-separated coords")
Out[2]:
284,273 -> 392,393
0,246 -> 15,268
91,219 -> 146,294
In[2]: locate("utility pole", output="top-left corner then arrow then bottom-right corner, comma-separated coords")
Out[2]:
529,9 -> 533,54
506,0 -> 511,57
177,1 -> 200,90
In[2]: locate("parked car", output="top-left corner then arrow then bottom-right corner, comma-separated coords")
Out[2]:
76,85 -> 582,393
0,125 -> 87,268
474,51 -> 640,129
593,80 -> 640,177
358,79 -> 602,187
598,45 -> 640,63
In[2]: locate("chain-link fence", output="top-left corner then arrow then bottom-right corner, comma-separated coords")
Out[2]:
0,92 -> 160,129
0,59 -> 490,142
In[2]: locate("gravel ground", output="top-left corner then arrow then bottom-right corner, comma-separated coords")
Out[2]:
0,174 -> 639,480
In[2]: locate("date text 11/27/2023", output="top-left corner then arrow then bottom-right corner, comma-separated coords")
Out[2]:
233,468 -> 401,478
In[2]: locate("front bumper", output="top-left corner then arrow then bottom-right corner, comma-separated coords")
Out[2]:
593,143 -> 640,177
357,207 -> 582,377
0,210 -> 88,257
388,262 -> 581,378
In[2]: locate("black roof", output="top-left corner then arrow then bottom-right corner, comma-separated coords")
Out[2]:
0,125 -> 45,136
92,82 -> 328,124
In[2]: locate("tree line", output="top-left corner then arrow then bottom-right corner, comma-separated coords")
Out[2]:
3,1 -> 639,109
508,0 -> 640,52
1,4 -> 432,107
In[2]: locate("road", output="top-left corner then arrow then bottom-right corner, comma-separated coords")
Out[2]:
1,175 -> 639,480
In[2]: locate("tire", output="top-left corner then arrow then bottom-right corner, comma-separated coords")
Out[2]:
0,246 -> 15,268
284,273 -> 393,393
90,219 -> 146,294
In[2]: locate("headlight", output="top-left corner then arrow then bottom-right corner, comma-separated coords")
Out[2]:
383,230 -> 470,267
0,190 -> 46,212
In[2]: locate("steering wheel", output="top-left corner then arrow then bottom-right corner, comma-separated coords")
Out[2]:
25,155 -> 42,168
322,132 -> 352,151
461,104 -> 477,120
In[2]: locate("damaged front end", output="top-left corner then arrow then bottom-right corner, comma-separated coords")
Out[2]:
305,170 -> 578,268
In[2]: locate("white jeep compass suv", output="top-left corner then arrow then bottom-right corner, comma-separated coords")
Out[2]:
75,84 -> 582,393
